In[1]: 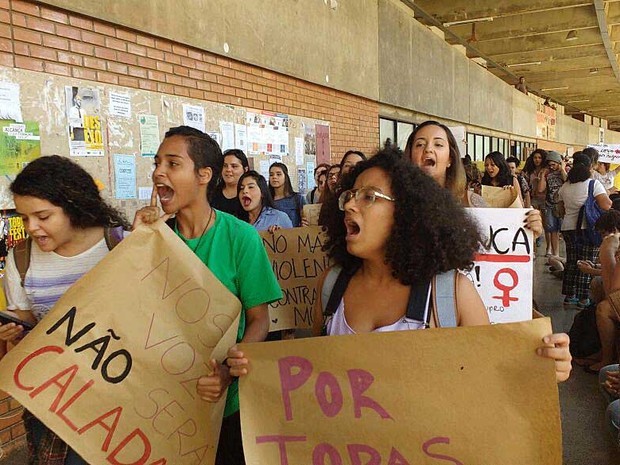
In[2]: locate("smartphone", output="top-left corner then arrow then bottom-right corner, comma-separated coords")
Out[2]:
0,311 -> 34,330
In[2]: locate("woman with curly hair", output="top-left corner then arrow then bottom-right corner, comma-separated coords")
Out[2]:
225,149 -> 573,384
0,155 -> 129,465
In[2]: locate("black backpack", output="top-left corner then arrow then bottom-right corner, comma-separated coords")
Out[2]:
568,302 -> 601,358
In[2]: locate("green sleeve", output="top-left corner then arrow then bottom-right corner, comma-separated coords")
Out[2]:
235,226 -> 282,310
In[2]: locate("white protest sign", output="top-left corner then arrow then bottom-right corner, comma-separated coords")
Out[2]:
588,144 -> 620,163
466,208 -> 533,323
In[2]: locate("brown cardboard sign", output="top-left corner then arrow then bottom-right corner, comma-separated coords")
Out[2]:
0,221 -> 241,465
239,318 -> 561,465
302,204 -> 322,226
260,226 -> 330,331
482,185 -> 523,208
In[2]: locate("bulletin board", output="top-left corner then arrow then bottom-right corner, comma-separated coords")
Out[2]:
0,66 -> 330,219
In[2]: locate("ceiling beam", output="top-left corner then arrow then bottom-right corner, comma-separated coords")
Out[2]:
412,0 -> 590,23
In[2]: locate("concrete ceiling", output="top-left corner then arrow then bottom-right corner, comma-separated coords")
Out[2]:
409,0 -> 620,130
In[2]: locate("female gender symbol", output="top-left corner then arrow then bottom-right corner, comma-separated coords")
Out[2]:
492,268 -> 519,307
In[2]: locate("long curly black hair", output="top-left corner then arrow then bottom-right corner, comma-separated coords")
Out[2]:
11,155 -> 129,229
322,149 -> 483,285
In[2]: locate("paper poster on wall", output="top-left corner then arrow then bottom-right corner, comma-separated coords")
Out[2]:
109,91 -> 131,118
65,86 -> 104,157
466,208 -> 533,324
220,121 -> 234,152
207,131 -> 221,146
138,186 -> 153,200
0,82 -> 23,122
114,154 -> 137,199
298,168 -> 306,193
138,114 -> 160,157
182,103 -> 205,132
0,212 -> 27,277
246,111 -> 289,156
449,126 -> 467,159
259,160 -> 270,179
306,161 -> 316,190
0,121 -> 40,175
295,137 -> 304,166
304,123 -> 316,160
235,123 -> 247,152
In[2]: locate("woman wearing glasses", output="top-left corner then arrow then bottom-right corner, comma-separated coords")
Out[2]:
225,150 -> 572,383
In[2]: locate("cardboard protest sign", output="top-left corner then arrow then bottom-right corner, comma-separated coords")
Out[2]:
481,185 -> 523,208
588,144 -> 620,163
466,208 -> 533,323
239,318 -> 561,465
0,221 -> 241,465
260,226 -> 329,331
302,204 -> 322,226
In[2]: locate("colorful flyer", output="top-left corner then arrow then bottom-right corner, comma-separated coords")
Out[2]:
0,120 -> 40,175
65,86 -> 104,157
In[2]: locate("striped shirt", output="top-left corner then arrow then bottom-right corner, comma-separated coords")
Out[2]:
4,238 -> 109,322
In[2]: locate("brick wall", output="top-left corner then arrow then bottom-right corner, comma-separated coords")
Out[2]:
0,389 -> 24,453
0,0 -> 379,159
0,0 -> 379,450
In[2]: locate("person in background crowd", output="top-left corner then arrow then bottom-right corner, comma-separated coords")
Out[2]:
269,162 -> 307,227
211,148 -> 249,218
507,156 -> 532,208
238,170 -> 292,232
326,164 -> 341,194
133,126 -> 281,465
516,76 -> 528,95
405,120 -> 542,237
0,155 -> 130,465
464,163 -> 482,197
523,149 -> 548,250
224,150 -> 572,384
539,151 -> 568,258
306,163 -> 330,204
558,152 -> 611,309
593,160 -> 619,195
482,151 -> 523,205
339,150 -> 366,177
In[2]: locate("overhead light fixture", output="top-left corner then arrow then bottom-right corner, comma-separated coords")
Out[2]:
541,86 -> 569,91
566,30 -> 578,41
590,68 -> 599,74
443,16 -> 494,27
507,61 -> 542,67
567,99 -> 590,103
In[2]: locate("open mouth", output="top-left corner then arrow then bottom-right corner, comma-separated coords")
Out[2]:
345,218 -> 361,238
422,157 -> 436,167
156,184 -> 174,204
241,195 -> 252,207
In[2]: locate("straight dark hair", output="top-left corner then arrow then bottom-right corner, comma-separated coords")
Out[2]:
269,162 -> 295,197
237,170 -> 275,223
481,151 -> 513,187
568,152 -> 592,183
164,125 -> 223,200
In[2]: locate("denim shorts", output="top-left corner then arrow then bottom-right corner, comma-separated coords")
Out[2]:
544,206 -> 562,232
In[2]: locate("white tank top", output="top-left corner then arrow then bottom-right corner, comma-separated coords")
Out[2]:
325,299 -> 426,335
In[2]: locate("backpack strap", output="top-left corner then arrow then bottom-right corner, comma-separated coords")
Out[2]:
13,237 -> 32,288
405,279 -> 433,325
431,270 -> 459,328
321,265 -> 342,316
103,226 -> 124,250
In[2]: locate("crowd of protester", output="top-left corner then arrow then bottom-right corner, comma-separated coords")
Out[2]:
5,120 -> 619,465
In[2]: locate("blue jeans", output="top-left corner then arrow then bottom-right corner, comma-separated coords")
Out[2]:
30,416 -> 88,465
599,364 -> 620,438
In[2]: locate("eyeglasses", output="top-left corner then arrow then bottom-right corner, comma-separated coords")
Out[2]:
338,187 -> 396,211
